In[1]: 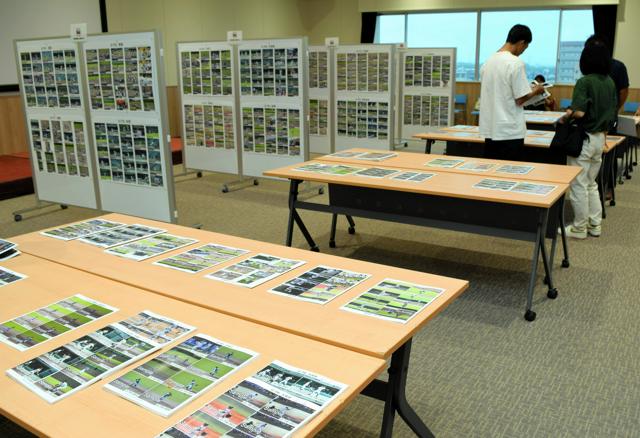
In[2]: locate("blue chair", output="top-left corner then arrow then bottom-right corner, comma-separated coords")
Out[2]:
623,101 -> 639,114
559,98 -> 571,110
454,94 -> 467,123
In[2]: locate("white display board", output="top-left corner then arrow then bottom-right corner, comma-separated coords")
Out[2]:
83,31 -> 176,222
238,38 -> 309,178
177,41 -> 238,175
398,48 -> 456,140
334,44 -> 395,151
15,38 -> 98,209
308,45 -> 332,155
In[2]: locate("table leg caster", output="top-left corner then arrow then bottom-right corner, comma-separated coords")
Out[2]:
626,175 -> 631,180
318,187 -> 324,195
561,259 -> 570,268
196,171 -> 203,178
329,240 -> 336,248
221,185 -> 229,193
610,200 -> 616,206
61,204 -> 68,209
348,226 -> 355,235
547,288 -> 558,299
14,214 -> 22,222
524,310 -> 536,322
253,179 -> 259,186
543,275 -> 549,285
310,246 -> 320,252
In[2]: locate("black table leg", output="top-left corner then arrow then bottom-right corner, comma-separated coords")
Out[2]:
524,210 -> 545,321
424,139 -> 434,154
362,340 -> 435,438
559,196 -> 570,268
538,218 -> 558,300
329,213 -> 338,248
285,179 -> 319,251
346,215 -> 356,234
610,152 -> 617,207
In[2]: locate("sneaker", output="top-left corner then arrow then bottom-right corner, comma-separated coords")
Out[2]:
559,225 -> 587,239
588,225 -> 601,237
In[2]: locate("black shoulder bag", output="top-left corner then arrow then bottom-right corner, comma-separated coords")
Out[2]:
550,117 -> 587,158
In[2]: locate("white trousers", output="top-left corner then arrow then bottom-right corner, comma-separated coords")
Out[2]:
567,132 -> 605,231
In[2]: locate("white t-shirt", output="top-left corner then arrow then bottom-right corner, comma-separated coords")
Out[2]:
479,51 -> 532,141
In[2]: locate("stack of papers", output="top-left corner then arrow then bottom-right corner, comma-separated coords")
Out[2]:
0,239 -> 20,261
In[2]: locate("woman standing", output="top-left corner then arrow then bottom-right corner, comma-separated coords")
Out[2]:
561,38 -> 617,239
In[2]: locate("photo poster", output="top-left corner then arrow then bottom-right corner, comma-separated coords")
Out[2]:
334,44 -> 395,151
308,45 -> 332,155
177,41 -> 239,175
84,31 -> 177,223
398,48 -> 456,142
237,37 -> 309,179
15,37 -> 98,209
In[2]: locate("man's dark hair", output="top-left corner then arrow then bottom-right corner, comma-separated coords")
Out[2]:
506,24 -> 532,44
535,74 -> 546,83
579,43 -> 611,75
585,34 -> 613,56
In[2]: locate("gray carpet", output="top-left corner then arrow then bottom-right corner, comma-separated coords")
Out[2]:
1,156 -> 639,437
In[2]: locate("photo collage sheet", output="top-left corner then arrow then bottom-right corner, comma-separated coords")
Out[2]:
402,52 -> 453,130
336,99 -> 389,140
0,238 -> 20,261
240,40 -> 304,158
29,116 -> 90,177
85,34 -> 167,191
158,360 -> 347,438
336,49 -> 390,93
180,44 -> 235,151
308,48 -> 329,137
7,311 -> 195,403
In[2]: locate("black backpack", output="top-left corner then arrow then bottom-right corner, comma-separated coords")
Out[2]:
550,117 -> 587,158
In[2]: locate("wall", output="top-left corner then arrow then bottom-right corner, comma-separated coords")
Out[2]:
299,0 -> 361,45
0,94 -> 27,155
614,0 -> 639,87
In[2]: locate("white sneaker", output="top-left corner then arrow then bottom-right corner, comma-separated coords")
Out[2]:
588,225 -> 601,237
559,225 -> 587,239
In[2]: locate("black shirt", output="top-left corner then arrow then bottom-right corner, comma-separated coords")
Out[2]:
610,58 -> 629,105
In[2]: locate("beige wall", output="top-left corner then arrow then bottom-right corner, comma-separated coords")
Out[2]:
359,0 -> 618,12
614,0 -> 638,87
299,0 -> 361,45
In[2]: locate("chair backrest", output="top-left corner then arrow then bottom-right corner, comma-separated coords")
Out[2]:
455,94 -> 467,105
559,98 -> 572,110
623,101 -> 639,113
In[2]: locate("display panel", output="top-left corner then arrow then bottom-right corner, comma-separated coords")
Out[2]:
308,46 -> 332,154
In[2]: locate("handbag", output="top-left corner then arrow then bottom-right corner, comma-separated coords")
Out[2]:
550,116 -> 587,158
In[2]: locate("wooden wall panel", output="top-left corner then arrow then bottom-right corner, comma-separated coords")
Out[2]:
0,94 -> 28,155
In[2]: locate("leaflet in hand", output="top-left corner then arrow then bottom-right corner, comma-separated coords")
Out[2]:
205,254 -> 305,288
0,266 -> 27,288
0,294 -> 116,351
105,233 -> 198,261
78,224 -> 166,248
269,265 -> 370,304
41,219 -> 125,241
105,334 -> 257,417
154,243 -> 249,274
157,360 -> 347,438
341,279 -> 444,323
6,311 -> 195,403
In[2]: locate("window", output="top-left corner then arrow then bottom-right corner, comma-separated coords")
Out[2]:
406,12 -> 477,81
375,15 -> 405,44
479,10 -> 560,82
374,8 -> 594,84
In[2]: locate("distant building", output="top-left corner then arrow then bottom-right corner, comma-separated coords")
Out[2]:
557,41 -> 583,84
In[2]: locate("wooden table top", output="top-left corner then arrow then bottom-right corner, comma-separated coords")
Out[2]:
11,214 -> 469,359
317,148 -> 581,185
524,110 -> 566,125
265,160 -> 569,208
0,254 -> 385,438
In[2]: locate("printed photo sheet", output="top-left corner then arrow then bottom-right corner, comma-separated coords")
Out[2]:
269,265 -> 370,304
0,294 -> 115,351
458,162 -> 496,172
425,158 -> 465,168
6,310 -> 195,403
294,163 -> 363,176
341,279 -> 444,323
327,151 -> 365,158
78,224 -> 166,248
153,243 -> 250,274
0,266 -> 27,287
157,360 -> 347,438
0,239 -> 18,260
206,254 -> 305,289
105,233 -> 198,262
527,137 -> 552,145
105,334 -> 257,417
495,164 -> 534,175
41,219 -> 125,241
447,125 -> 478,132
510,182 -> 557,196
354,167 -> 399,178
352,152 -> 397,161
473,179 -> 518,191
391,171 -> 435,183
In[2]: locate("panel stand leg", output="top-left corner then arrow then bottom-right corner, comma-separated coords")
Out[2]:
285,180 -> 318,251
221,177 -> 259,193
12,201 -> 67,222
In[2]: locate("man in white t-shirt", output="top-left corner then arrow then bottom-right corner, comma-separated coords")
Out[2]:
479,24 -> 545,161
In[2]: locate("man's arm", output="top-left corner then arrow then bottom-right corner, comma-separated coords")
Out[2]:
618,87 -> 629,113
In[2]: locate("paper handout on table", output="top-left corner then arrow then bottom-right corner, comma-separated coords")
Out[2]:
0,266 -> 27,288
105,233 -> 198,261
458,161 -> 496,172
157,360 -> 347,438
341,279 -> 444,323
269,265 -> 370,304
6,311 -> 195,403
327,151 -> 365,158
41,219 -> 125,241
495,164 -> 534,175
105,334 -> 257,417
154,243 -> 249,274
352,152 -> 397,161
0,239 -> 19,261
473,178 -> 518,191
0,294 -> 116,351
78,224 -> 166,248
205,254 -> 305,288
425,158 -> 465,168
390,171 -> 436,182
354,167 -> 399,178
510,182 -> 557,196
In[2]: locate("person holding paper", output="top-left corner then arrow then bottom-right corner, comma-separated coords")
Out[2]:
559,41 -> 616,239
480,24 -> 545,161
525,75 -> 556,111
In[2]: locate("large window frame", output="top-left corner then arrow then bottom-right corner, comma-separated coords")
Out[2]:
375,7 -> 593,84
